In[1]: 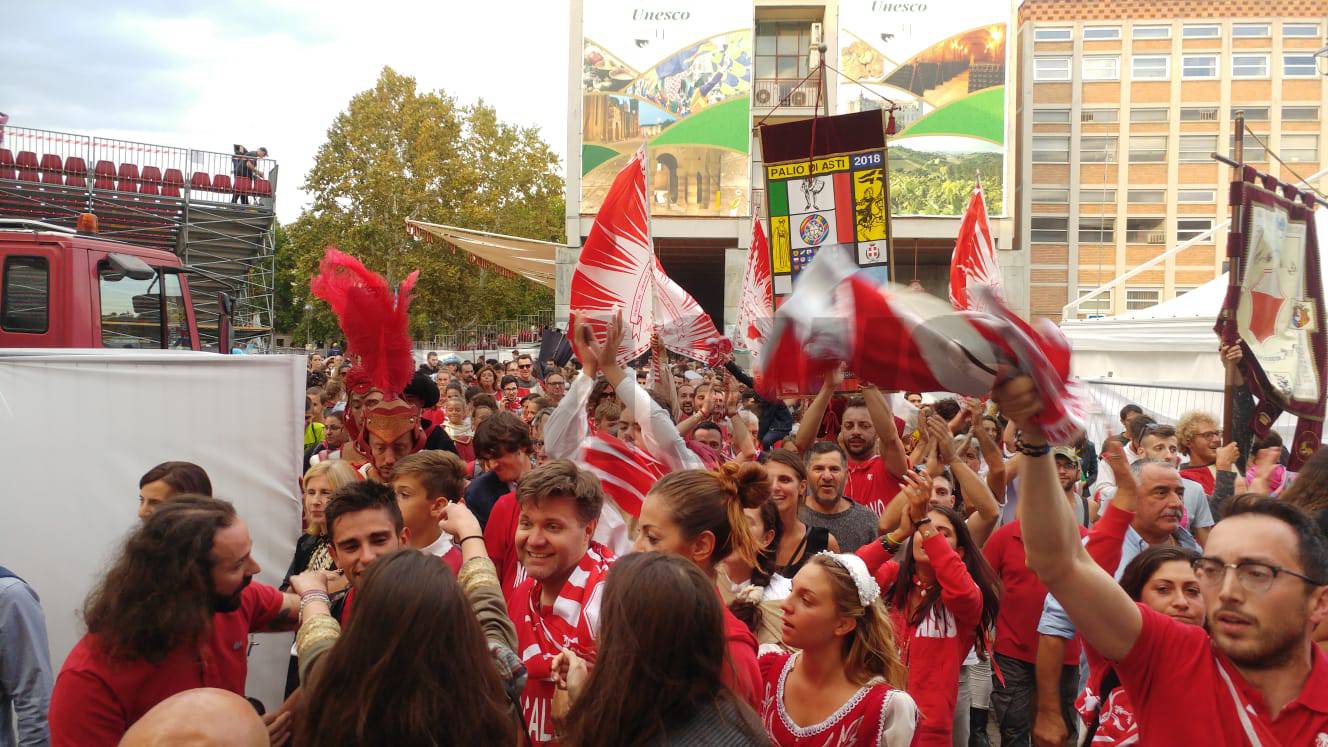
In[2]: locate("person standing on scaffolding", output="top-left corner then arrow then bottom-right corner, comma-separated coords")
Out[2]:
230,145 -> 267,205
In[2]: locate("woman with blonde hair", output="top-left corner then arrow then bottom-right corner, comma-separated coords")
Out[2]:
631,461 -> 772,709
762,552 -> 918,745
279,459 -> 357,694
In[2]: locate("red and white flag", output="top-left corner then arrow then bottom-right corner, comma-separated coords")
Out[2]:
578,431 -> 668,556
734,220 -> 774,360
569,147 -> 730,365
758,248 -> 1086,444
949,182 -> 1003,312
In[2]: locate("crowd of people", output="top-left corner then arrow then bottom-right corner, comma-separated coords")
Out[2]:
3,259 -> 1327,746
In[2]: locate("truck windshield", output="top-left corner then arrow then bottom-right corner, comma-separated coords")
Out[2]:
98,268 -> 190,349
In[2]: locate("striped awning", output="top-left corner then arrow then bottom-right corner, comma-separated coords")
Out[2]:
405,219 -> 562,288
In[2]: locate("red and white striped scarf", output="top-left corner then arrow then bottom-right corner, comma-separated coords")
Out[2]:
517,541 -> 615,683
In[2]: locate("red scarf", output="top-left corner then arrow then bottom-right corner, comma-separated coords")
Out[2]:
516,542 -> 614,743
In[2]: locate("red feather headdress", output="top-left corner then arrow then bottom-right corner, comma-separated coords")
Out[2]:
310,247 -> 418,398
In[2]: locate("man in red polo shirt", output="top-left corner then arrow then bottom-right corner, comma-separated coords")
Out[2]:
998,375 -> 1328,746
795,370 -> 908,518
49,496 -> 300,746
983,446 -> 1088,744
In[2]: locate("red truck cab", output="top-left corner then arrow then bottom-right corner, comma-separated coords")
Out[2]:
0,221 -> 200,350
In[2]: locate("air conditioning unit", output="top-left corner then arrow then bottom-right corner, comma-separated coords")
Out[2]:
755,88 -> 772,105
790,90 -> 807,106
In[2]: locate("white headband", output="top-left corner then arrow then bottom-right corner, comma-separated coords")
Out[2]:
815,551 -> 881,608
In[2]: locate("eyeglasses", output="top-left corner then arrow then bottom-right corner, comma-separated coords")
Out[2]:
1198,430 -> 1221,440
547,380 -> 566,387
519,363 -> 532,369
1192,557 -> 1324,594
504,386 -> 518,392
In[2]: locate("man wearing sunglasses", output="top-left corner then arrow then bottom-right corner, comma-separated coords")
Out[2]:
513,354 -> 542,395
997,375 -> 1328,746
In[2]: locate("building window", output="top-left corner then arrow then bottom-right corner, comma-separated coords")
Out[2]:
1077,287 -> 1114,317
1031,187 -> 1070,203
1177,188 -> 1217,202
1034,56 -> 1072,81
1232,54 -> 1270,78
1128,189 -> 1166,203
1129,136 -> 1168,162
1180,134 -> 1218,162
1237,107 -> 1270,121
1081,108 -> 1119,123
1126,217 -> 1167,244
1032,135 -> 1070,162
1284,54 -> 1318,77
1177,218 -> 1214,242
1080,188 -> 1118,203
1282,134 -> 1319,161
1283,105 -> 1320,120
1080,136 -> 1119,162
1079,217 -> 1117,243
1131,108 -> 1169,122
1132,55 -> 1170,79
1232,23 -> 1271,38
1133,25 -> 1172,40
1084,26 -> 1122,41
1182,55 -> 1219,78
1033,108 -> 1072,123
1180,106 -> 1220,121
1284,23 -> 1321,38
1183,24 -> 1220,39
1035,27 -> 1073,42
1031,217 -> 1069,243
1231,133 -> 1268,161
1083,56 -> 1121,80
755,21 -> 812,81
1126,288 -> 1162,310
1,256 -> 49,334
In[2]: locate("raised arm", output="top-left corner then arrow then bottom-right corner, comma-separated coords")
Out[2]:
544,320 -> 599,460
861,384 -> 908,477
793,369 -> 838,454
994,376 -> 1142,662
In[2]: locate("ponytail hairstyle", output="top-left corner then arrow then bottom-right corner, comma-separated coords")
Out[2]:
809,554 -> 907,688
648,462 -> 770,571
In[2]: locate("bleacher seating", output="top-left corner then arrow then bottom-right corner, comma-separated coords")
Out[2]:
93,160 -> 116,190
163,168 -> 184,197
254,178 -> 272,197
65,156 -> 88,188
233,176 -> 253,196
40,154 -> 63,185
117,163 -> 139,193
213,174 -> 232,193
16,151 -> 39,182
140,166 -> 162,196
0,149 -> 13,180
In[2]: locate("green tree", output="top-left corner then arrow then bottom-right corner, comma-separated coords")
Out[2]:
280,67 -> 563,344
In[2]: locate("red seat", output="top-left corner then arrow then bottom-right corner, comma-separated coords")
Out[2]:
65,156 -> 88,188
117,163 -> 139,193
39,154 -> 64,185
212,174 -> 232,192
94,160 -> 116,190
0,149 -> 14,180
253,178 -> 272,197
163,168 -> 184,197
233,176 -> 253,195
139,166 -> 162,195
16,151 -> 39,182
190,171 -> 212,191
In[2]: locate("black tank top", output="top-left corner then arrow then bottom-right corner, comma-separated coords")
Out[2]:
780,526 -> 831,578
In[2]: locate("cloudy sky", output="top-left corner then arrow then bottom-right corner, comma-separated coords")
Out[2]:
1,0 -> 570,224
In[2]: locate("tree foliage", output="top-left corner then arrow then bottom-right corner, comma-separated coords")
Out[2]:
279,67 -> 563,344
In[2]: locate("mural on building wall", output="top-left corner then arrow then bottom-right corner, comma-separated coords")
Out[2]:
838,1 -> 1008,216
581,2 -> 752,217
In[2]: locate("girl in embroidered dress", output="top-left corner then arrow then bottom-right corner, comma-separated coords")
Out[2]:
762,552 -> 918,746
855,471 -> 1001,747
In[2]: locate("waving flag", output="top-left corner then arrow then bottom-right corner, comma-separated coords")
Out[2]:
734,220 -> 775,360
949,182 -> 1003,312
758,248 -> 1086,445
578,432 -> 668,555
569,146 -> 730,365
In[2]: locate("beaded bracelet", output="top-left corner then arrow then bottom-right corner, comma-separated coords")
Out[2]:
1015,436 -> 1051,458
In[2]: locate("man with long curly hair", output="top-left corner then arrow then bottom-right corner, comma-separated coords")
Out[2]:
47,496 -> 300,746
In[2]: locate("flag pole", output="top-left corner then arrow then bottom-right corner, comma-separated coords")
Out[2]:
1221,110 -> 1246,444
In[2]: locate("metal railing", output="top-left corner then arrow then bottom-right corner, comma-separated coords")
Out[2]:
411,312 -> 554,353
0,124 -> 277,202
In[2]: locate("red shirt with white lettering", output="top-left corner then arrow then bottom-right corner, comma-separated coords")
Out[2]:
1116,603 -> 1328,745
983,520 -> 1086,665
845,454 -> 903,518
48,582 -> 284,746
